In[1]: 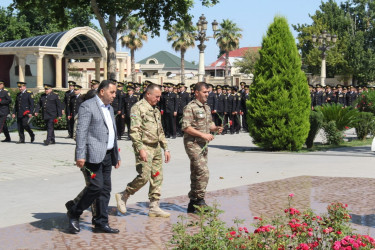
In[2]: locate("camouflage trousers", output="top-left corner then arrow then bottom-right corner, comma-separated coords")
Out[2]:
73,168 -> 97,217
184,137 -> 209,200
125,143 -> 163,201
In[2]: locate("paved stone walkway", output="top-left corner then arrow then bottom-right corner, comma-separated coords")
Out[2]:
1,129 -> 375,249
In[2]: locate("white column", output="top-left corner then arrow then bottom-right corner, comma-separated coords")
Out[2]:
198,51 -> 205,82
54,54 -> 63,89
17,54 -> 26,83
118,58 -> 124,82
36,53 -> 44,89
103,58 -> 108,80
94,58 -> 101,81
321,57 -> 326,86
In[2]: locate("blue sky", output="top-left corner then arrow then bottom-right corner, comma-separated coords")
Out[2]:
1,0 -> 344,65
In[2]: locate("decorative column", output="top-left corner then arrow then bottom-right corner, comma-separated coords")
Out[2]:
17,54 -> 26,83
103,58 -> 107,80
94,58 -> 101,81
36,53 -> 44,89
54,54 -> 63,89
118,58 -> 124,82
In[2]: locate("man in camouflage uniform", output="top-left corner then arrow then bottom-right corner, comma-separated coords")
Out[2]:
182,82 -> 223,213
115,83 -> 171,217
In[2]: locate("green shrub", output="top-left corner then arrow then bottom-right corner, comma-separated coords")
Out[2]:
354,112 -> 375,140
247,16 -> 310,151
315,103 -> 359,131
305,110 -> 323,148
355,90 -> 375,114
322,120 -> 343,145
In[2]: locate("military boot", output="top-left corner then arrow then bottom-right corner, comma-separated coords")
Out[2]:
115,192 -> 130,214
187,198 -> 208,214
148,199 -> 170,218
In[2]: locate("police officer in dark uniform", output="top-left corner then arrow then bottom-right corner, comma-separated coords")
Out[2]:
68,85 -> 83,135
163,83 -> 178,138
232,87 -> 241,134
239,82 -> 246,97
190,84 -> 196,101
13,82 -> 35,143
207,84 -> 217,123
336,85 -> 346,106
313,84 -> 324,107
123,85 -> 138,140
64,81 -> 76,138
110,81 -> 123,139
223,86 -> 231,134
346,86 -> 358,107
177,83 -> 190,136
35,84 -> 63,145
324,85 -> 334,104
215,85 -> 227,127
241,85 -> 250,132
134,83 -> 142,101
115,82 -> 126,140
0,80 -> 12,142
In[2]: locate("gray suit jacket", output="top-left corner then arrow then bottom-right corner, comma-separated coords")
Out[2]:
75,96 -> 120,165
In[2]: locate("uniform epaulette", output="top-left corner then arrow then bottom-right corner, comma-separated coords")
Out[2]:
27,90 -> 32,93
4,88 -> 8,91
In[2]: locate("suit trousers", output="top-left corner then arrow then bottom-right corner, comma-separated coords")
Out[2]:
17,116 -> 34,141
0,115 -> 10,139
45,119 -> 55,142
69,151 -> 112,226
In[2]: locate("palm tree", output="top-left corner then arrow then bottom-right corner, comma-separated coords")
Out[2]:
215,19 -> 242,84
119,17 -> 148,82
167,20 -> 196,84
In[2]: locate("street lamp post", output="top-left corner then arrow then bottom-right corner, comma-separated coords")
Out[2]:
195,14 -> 218,82
312,30 -> 337,86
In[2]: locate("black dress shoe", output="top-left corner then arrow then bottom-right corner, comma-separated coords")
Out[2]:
65,200 -> 75,211
67,212 -> 80,234
94,224 -> 119,234
16,140 -> 25,144
50,141 -> 56,144
43,140 -> 50,146
31,135 -> 35,143
1,138 -> 11,142
172,136 -> 176,139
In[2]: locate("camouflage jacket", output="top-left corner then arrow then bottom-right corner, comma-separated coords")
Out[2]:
130,98 -> 168,152
182,99 -> 214,142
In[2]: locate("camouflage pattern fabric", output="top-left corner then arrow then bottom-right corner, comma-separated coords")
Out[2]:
125,143 -> 163,200
182,99 -> 214,200
126,98 -> 168,200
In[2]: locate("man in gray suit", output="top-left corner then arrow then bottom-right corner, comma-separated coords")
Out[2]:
66,80 -> 121,234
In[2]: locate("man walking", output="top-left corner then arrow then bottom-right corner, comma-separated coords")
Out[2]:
66,80 -> 121,234
34,84 -> 62,145
12,82 -> 35,144
0,80 -> 12,142
182,82 -> 222,213
64,81 -> 75,138
115,83 -> 171,218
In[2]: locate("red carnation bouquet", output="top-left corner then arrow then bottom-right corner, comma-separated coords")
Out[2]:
23,110 -> 30,116
84,166 -> 96,179
53,119 -> 58,124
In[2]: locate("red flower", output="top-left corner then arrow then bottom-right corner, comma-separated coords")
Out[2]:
23,110 -> 30,116
53,119 -> 58,124
229,120 -> 233,126
345,126 -> 349,130
0,98 -> 2,102
289,193 -> 294,197
229,231 -> 236,236
153,171 -> 160,178
118,148 -> 121,152
161,110 -> 164,115
91,173 -> 96,179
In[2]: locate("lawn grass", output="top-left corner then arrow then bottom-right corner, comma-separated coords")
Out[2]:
299,138 -> 373,152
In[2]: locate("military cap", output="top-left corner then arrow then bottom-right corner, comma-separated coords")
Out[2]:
0,80 -> 4,85
207,83 -> 214,88
44,84 -> 52,89
127,85 -> 135,90
336,84 -> 342,88
225,86 -> 231,91
68,81 -> 76,86
91,80 -> 100,85
17,82 -> 27,87
117,82 -> 124,87
173,84 -> 178,89
343,87 -> 347,90
244,85 -> 250,90
109,79 -> 117,83
316,84 -> 322,88
74,85 -> 82,90
216,85 -> 222,90
332,86 -> 337,90
240,82 -> 246,86
144,80 -> 153,85
190,84 -> 196,89
358,86 -> 362,90
179,83 -> 185,86
232,86 -> 238,91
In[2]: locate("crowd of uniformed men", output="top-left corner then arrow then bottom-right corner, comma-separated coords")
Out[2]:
0,79 -> 252,144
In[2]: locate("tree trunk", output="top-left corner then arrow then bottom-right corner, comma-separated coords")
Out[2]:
181,49 -> 186,84
131,49 -> 136,82
225,51 -> 230,85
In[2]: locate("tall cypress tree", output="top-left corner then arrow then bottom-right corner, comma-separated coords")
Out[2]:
247,16 -> 310,151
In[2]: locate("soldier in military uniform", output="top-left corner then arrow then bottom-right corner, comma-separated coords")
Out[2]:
115,82 -> 126,140
12,82 -> 35,143
313,84 -> 324,108
207,84 -> 217,123
68,85 -> 83,135
215,85 -> 227,127
346,86 -> 358,107
324,85 -> 334,104
123,85 -> 138,140
230,86 -> 241,134
190,84 -> 196,100
223,86 -> 232,134
134,83 -> 142,101
177,83 -> 190,137
241,85 -> 250,132
162,83 -> 178,138
335,85 -> 346,106
0,80 -> 12,142
35,84 -> 63,145
64,81 -> 76,138
115,83 -> 171,217
182,82 -> 223,213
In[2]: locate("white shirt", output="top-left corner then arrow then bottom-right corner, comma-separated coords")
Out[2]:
96,95 -> 115,150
